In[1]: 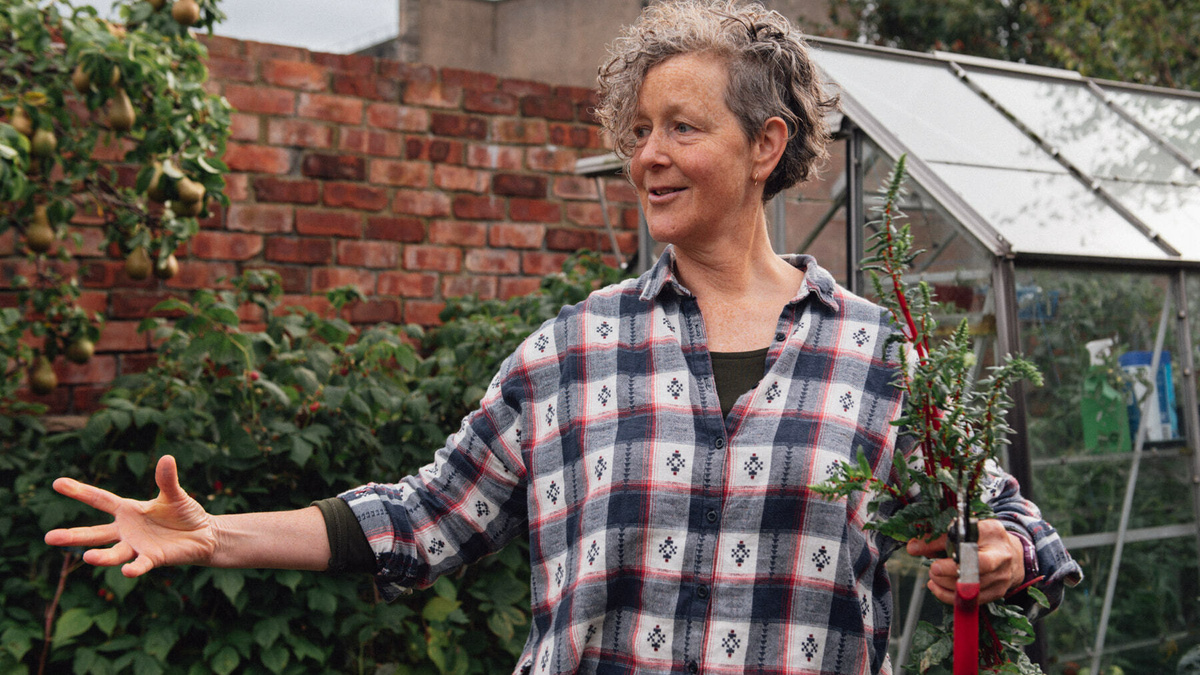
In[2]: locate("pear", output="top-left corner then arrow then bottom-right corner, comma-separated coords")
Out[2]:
29,357 -> 57,395
10,106 -> 33,138
125,246 -> 152,280
175,176 -> 205,204
172,0 -> 200,26
153,253 -> 179,280
107,88 -> 136,132
147,162 -> 170,202
31,127 -> 57,158
175,198 -> 204,217
66,338 -> 95,364
25,205 -> 54,253
149,0 -> 166,9
72,64 -> 91,93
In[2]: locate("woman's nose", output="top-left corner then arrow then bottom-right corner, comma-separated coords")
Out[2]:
635,129 -> 669,169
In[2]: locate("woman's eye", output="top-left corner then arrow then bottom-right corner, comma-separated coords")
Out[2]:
675,123 -> 693,133
632,126 -> 650,141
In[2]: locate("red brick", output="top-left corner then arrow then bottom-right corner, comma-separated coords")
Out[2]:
333,73 -> 400,101
337,240 -> 399,269
190,231 -> 264,260
324,182 -> 389,211
311,267 -> 375,294
605,179 -> 639,203
554,85 -> 598,104
404,300 -> 446,326
77,292 -> 107,315
109,292 -> 187,319
341,129 -> 404,157
367,103 -> 429,132
224,84 -> 295,115
378,271 -> 437,297
311,52 -> 377,75
207,55 -> 255,83
494,173 -> 548,198
526,147 -> 580,173
489,223 -> 545,249
0,229 -> 15,257
393,190 -> 451,217
442,275 -> 497,299
522,251 -> 570,276
297,93 -> 363,125
467,144 -> 523,170
465,249 -> 520,274
432,165 -> 489,193
164,260 -> 238,290
198,35 -> 243,58
223,143 -> 293,174
59,354 -> 118,385
253,266 -> 308,293
79,260 -> 123,289
404,245 -> 462,273
431,113 -> 489,140
366,216 -> 425,242
510,198 -> 561,223
465,89 -> 518,115
262,59 -> 329,91
267,119 -> 334,148
245,41 -> 308,63
615,231 -> 638,254
549,123 -> 594,149
224,173 -> 251,202
441,68 -> 498,90
453,195 -> 505,220
500,78 -> 553,97
577,102 -> 600,125
498,276 -> 543,299
94,321 -> 149,352
295,209 -> 362,237
229,113 -> 260,142
72,384 -> 109,413
347,299 -> 400,324
566,202 -> 620,228
370,160 -> 431,187
253,177 -> 320,204
120,352 -> 160,375
265,237 -> 333,264
546,228 -> 601,252
521,95 -> 575,121
429,221 -> 487,247
493,118 -> 548,145
406,138 -> 463,164
227,204 -> 294,233
301,153 -> 365,180
64,226 -> 106,258
276,293 -> 331,314
403,81 -> 461,108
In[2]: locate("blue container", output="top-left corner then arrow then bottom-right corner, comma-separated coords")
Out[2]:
1118,350 -> 1179,442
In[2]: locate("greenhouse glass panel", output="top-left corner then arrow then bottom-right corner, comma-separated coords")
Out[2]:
1104,87 -> 1200,164
1100,180 -> 1200,260
966,70 -> 1194,183
931,164 -> 1170,260
811,49 -> 1060,170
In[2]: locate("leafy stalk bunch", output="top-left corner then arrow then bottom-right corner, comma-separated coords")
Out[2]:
816,156 -> 1047,674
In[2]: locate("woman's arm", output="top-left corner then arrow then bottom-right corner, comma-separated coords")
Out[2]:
44,455 -> 330,577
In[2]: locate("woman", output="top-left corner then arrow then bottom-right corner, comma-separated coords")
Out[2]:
46,2 -> 1079,673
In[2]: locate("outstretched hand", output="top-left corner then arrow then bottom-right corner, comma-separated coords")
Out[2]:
906,519 -> 1025,605
44,455 -> 218,577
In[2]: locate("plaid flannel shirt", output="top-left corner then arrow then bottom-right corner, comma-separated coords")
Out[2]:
340,248 -> 1080,675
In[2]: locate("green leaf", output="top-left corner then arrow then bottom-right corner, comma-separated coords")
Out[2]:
143,625 -> 178,661
422,596 -> 461,623
307,588 -> 337,615
487,610 -> 513,641
275,569 -> 302,592
253,616 -> 287,649
211,568 -> 245,604
261,644 -> 289,674
432,576 -> 457,601
52,608 -> 94,644
132,651 -> 164,675
1,627 -> 34,661
93,608 -> 118,637
210,646 -> 240,675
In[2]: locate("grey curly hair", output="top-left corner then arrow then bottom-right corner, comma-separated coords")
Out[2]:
596,0 -> 840,201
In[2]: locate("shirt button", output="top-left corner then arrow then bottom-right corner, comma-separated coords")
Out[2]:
775,331 -> 786,342
696,585 -> 709,599
687,660 -> 699,673
714,438 -> 724,449
705,509 -> 718,524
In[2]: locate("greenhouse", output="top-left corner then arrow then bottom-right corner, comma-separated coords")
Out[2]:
578,37 -> 1200,674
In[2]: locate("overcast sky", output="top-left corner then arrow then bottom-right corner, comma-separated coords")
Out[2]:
80,0 -> 400,54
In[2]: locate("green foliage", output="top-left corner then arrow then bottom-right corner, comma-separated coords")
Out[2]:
1,0 -> 231,399
0,252 -> 626,674
815,157 -> 1045,673
821,0 -> 1200,90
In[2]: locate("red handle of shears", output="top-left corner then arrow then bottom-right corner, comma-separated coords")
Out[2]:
953,541 -> 980,675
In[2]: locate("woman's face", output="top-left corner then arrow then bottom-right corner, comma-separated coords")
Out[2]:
630,53 -> 762,252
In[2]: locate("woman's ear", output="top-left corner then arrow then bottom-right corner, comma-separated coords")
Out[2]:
753,116 -> 789,182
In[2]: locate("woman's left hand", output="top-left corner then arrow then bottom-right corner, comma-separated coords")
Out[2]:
906,519 -> 1026,605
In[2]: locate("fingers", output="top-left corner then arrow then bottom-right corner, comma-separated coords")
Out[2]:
51,477 -> 124,515
906,533 -> 948,558
154,455 -> 187,503
82,541 -> 136,567
44,523 -> 119,548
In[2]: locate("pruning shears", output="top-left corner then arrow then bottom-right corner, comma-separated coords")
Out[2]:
949,485 -> 979,675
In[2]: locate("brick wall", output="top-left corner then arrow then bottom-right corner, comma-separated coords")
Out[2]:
5,36 -> 641,414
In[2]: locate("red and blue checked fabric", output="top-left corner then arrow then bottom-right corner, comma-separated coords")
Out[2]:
340,248 -> 1080,675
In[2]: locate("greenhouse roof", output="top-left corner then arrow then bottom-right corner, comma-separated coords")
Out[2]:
807,37 -> 1200,267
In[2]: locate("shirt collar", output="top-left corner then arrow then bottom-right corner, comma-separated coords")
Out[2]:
639,246 -> 842,313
